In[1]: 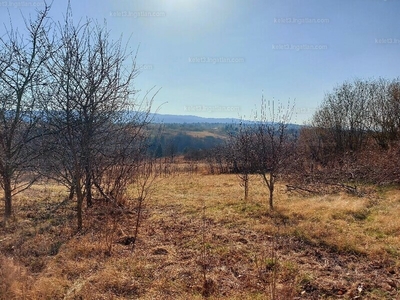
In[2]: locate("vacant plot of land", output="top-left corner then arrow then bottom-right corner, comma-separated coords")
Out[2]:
0,173 -> 399,299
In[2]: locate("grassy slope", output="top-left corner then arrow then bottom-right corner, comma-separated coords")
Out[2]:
0,172 -> 399,299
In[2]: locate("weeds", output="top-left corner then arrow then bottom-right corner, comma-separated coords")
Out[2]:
200,200 -> 215,298
0,255 -> 31,300
103,211 -> 119,256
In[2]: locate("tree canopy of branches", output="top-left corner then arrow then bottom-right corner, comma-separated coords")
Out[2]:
311,78 -> 400,155
40,11 -> 153,230
367,78 -> 400,149
297,77 -> 400,188
0,4 -> 52,222
311,79 -> 371,154
253,97 -> 295,209
229,121 -> 257,200
229,97 -> 295,209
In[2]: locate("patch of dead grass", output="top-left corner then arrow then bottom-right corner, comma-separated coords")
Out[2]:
0,255 -> 32,300
0,172 -> 399,299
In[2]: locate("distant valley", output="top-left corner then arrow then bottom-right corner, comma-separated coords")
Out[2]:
147,114 -> 301,159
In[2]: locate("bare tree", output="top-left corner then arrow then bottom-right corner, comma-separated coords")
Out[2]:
0,4 -> 52,221
312,80 -> 370,154
91,102 -> 156,206
130,154 -> 159,252
253,97 -> 295,210
42,6 -> 152,231
368,78 -> 400,148
229,121 -> 256,200
297,77 -> 400,189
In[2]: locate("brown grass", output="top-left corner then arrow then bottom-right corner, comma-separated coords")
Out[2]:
0,173 -> 399,299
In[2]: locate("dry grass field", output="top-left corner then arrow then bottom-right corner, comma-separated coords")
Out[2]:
1,170 -> 399,299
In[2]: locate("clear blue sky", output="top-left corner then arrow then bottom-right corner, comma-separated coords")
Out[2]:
1,0 -> 399,123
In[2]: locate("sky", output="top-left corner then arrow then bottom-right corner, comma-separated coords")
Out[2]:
1,0 -> 400,124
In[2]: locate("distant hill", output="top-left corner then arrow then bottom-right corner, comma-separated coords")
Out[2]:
149,113 -> 301,129
149,113 -> 242,124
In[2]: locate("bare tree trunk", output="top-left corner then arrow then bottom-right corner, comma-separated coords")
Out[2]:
4,176 -> 12,221
242,173 -> 249,201
68,182 -> 75,200
262,172 -> 275,210
75,177 -> 84,231
85,165 -> 92,207
269,173 -> 274,210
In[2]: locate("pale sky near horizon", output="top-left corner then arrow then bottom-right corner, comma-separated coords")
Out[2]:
1,0 -> 399,124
